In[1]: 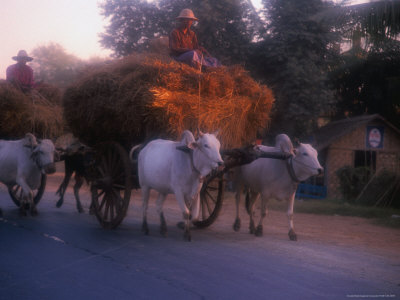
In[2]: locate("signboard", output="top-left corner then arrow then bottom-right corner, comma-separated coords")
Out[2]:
366,126 -> 384,149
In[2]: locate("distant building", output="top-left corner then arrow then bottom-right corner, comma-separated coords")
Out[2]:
314,114 -> 400,198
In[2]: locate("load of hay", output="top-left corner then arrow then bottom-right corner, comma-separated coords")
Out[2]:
63,53 -> 274,148
0,80 -> 64,139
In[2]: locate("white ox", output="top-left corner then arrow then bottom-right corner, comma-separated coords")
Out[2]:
233,134 -> 323,241
0,133 -> 56,216
137,130 -> 223,241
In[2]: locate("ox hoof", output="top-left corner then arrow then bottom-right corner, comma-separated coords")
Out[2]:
288,229 -> 297,241
19,206 -> 27,216
255,225 -> 263,237
184,230 -> 191,242
56,200 -> 63,208
249,221 -> 256,234
77,206 -> 84,214
0,209 -> 3,217
160,226 -> 168,237
177,221 -> 195,230
233,218 -> 241,232
142,222 -> 149,235
177,221 -> 185,230
30,208 -> 39,216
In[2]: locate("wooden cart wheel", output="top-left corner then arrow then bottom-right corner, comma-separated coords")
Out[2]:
8,175 -> 47,208
91,142 -> 132,229
193,171 -> 224,228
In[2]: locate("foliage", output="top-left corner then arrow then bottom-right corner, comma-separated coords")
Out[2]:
30,43 -> 84,89
339,0 -> 400,48
330,37 -> 400,128
357,169 -> 400,208
336,166 -> 371,201
248,0 -> 340,139
99,0 -> 262,65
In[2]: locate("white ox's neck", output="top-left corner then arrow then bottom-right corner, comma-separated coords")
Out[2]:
192,147 -> 213,178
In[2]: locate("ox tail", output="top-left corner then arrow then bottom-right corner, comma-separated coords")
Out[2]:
129,144 -> 142,163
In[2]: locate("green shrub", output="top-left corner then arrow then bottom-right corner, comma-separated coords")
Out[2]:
336,166 -> 371,202
357,170 -> 400,208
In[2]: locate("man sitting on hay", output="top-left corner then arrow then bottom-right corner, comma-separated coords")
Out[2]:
169,9 -> 221,70
6,50 -> 35,93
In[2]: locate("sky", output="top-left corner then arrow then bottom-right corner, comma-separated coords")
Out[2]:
0,0 -> 366,79
0,0 -> 111,78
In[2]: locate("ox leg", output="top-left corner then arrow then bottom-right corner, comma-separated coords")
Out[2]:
29,193 -> 38,216
16,177 -> 34,216
73,174 -> 84,213
287,195 -> 297,241
247,192 -> 260,234
175,190 -> 191,241
233,187 -> 242,232
141,187 -> 150,235
255,195 -> 268,237
0,207 -> 2,217
56,168 -> 73,208
190,181 -> 203,222
156,193 -> 168,237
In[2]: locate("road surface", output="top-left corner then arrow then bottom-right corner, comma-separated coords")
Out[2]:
1,173 -> 399,300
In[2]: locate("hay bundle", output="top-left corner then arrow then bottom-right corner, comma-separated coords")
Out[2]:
63,53 -> 274,148
0,80 -> 64,139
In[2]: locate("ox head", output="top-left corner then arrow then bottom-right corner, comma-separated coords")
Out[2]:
190,130 -> 223,177
25,134 -> 56,175
292,143 -> 323,181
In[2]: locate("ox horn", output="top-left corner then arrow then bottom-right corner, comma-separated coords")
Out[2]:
24,133 -> 38,149
197,128 -> 204,137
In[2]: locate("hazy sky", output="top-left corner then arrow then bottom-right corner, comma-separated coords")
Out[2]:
0,0 -> 111,78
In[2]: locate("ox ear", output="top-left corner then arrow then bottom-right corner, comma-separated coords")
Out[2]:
212,129 -> 219,137
188,141 -> 198,150
198,129 -> 204,137
24,133 -> 38,149
277,136 -> 294,155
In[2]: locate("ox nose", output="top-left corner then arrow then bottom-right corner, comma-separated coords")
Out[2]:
318,167 -> 324,175
44,163 -> 56,174
218,161 -> 224,166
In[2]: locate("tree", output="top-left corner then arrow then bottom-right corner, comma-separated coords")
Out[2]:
30,43 -> 84,88
331,40 -> 400,128
339,0 -> 400,49
250,0 -> 340,139
329,0 -> 400,127
99,0 -> 261,65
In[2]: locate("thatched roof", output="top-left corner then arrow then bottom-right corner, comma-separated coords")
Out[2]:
314,114 -> 400,151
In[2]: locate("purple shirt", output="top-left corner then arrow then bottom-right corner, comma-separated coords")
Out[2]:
6,63 -> 34,89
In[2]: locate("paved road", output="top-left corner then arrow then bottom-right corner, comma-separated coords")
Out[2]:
0,174 -> 399,300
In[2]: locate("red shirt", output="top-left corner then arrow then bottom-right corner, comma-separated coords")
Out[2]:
169,28 -> 199,56
6,63 -> 34,89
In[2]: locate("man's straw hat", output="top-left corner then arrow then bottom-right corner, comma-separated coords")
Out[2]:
12,50 -> 33,62
176,9 -> 198,21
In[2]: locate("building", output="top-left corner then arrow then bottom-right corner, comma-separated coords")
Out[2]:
314,114 -> 400,199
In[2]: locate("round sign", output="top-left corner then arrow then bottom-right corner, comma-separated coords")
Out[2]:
368,128 -> 381,148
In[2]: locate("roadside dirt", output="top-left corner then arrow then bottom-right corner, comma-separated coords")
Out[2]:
45,171 -> 400,260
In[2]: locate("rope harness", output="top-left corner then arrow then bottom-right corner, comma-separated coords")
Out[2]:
286,156 -> 301,183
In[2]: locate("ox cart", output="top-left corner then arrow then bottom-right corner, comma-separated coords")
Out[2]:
66,141 -> 290,229
61,54 -> 277,229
